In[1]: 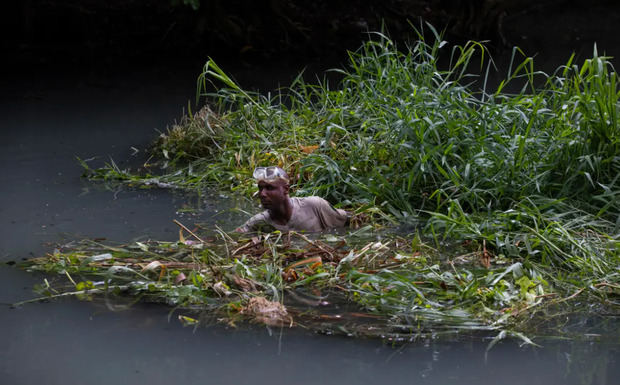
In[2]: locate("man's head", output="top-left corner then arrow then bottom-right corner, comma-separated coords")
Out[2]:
253,166 -> 290,210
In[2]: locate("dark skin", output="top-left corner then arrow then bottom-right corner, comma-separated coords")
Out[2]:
257,179 -> 293,225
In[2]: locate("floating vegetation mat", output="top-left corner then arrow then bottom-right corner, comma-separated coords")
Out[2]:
27,25 -> 620,343
19,222 -> 619,344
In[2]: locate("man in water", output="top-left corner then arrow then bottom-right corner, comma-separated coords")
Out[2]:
235,166 -> 348,233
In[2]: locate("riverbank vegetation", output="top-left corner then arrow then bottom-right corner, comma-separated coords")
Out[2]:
25,26 -> 619,342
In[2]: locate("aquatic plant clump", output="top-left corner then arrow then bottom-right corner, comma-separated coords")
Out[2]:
69,26 -> 619,339
85,28 -> 619,216
19,229 -> 618,341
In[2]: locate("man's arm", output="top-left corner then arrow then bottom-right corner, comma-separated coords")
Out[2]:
312,197 -> 348,230
235,211 -> 271,233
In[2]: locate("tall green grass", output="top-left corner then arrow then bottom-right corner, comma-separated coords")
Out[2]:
132,29 -> 619,218
82,26 -> 619,327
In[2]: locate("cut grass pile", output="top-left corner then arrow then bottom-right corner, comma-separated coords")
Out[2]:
31,26 -> 620,340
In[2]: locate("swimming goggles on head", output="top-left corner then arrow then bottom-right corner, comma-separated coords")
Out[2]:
253,166 -> 289,182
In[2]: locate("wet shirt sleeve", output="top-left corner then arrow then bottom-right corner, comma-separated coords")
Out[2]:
237,211 -> 273,233
305,197 -> 348,230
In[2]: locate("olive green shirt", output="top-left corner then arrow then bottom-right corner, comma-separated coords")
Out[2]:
238,197 -> 348,233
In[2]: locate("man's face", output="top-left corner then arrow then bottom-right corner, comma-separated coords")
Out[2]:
257,179 -> 289,209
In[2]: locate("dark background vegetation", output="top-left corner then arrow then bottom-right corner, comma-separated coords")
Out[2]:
3,0 -> 620,76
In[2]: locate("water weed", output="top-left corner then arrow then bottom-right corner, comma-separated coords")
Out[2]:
63,25 -> 620,340
18,226 -> 617,342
